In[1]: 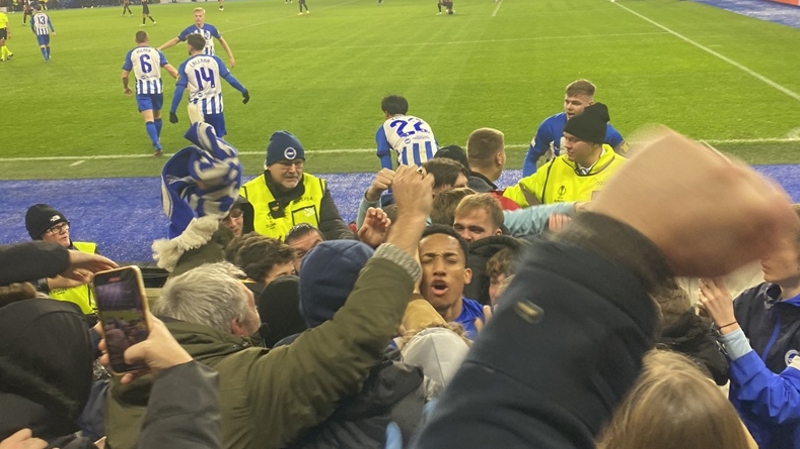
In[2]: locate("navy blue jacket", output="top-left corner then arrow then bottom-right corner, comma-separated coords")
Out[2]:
732,283 -> 800,448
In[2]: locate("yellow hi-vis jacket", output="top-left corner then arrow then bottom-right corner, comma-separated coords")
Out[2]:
49,241 -> 97,315
240,173 -> 326,241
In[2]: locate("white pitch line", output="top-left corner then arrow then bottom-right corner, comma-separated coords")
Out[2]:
69,160 -> 85,167
612,1 -> 800,103
492,0 -> 502,17
1,139 -> 798,162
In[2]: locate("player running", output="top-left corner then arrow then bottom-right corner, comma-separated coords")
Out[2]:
169,34 -> 249,138
140,0 -> 156,27
122,31 -> 179,156
30,5 -> 54,62
122,0 -> 133,17
158,8 -> 235,68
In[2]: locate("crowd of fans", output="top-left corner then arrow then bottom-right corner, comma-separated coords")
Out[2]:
4,82 -> 800,449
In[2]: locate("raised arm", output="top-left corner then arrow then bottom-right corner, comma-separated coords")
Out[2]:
158,37 -> 181,51
247,165 -> 432,448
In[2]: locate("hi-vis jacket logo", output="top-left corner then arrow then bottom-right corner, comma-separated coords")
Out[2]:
558,186 -> 567,196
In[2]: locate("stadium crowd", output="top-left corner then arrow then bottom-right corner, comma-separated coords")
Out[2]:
4,82 -> 800,449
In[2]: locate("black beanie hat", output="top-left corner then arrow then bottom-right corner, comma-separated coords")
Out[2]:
26,204 -> 69,240
563,103 -> 610,144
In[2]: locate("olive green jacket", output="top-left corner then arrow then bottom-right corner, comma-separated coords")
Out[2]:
105,249 -> 416,449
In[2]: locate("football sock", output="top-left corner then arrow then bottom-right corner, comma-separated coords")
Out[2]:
149,15 -> 155,22
142,17 -> 146,24
154,118 -> 163,137
40,48 -> 47,60
45,46 -> 50,58
1,47 -> 7,58
145,121 -> 159,147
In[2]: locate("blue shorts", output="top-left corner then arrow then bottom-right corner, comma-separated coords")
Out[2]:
204,113 -> 227,137
36,34 -> 50,46
136,93 -> 163,112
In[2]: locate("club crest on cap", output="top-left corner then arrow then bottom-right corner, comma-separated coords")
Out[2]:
284,147 -> 297,160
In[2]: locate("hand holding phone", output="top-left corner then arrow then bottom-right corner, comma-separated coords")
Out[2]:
96,311 -> 193,384
93,266 -> 150,375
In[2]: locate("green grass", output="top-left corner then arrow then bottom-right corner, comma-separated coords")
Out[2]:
3,0 -> 800,179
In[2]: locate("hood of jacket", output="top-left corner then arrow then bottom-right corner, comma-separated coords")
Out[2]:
401,327 -> 470,400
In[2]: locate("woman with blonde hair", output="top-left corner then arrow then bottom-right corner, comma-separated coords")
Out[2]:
597,351 -> 755,449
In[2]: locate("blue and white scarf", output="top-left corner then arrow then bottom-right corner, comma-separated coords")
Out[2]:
160,122 -> 242,239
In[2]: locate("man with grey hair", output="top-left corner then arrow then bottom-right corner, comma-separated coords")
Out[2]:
105,164 -> 435,449
155,262 -> 261,337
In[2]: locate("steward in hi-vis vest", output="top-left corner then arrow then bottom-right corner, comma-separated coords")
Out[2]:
25,204 -> 99,316
240,131 -> 355,242
504,103 -> 626,207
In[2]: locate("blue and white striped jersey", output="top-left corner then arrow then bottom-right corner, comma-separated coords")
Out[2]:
178,24 -> 221,56
376,114 -> 438,168
30,12 -> 53,36
176,54 -> 229,114
122,46 -> 170,95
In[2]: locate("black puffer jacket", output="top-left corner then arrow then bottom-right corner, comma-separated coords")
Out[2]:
284,350 -> 425,449
0,299 -> 93,442
657,311 -> 729,385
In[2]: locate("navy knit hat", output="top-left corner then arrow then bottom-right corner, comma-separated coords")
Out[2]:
563,103 -> 610,144
266,131 -> 305,167
25,204 -> 69,240
298,240 -> 375,328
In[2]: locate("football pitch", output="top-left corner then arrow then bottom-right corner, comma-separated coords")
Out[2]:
3,0 -> 800,181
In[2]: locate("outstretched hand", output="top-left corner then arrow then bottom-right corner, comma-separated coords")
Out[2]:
587,127 -> 798,277
358,207 -> 391,248
169,112 -> 179,124
61,251 -> 117,282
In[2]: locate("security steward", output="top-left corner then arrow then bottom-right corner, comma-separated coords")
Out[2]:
503,103 -> 627,206
25,204 -> 98,321
240,131 -> 355,242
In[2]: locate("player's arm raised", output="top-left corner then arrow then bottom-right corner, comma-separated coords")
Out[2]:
121,70 -> 132,96
158,37 -> 180,51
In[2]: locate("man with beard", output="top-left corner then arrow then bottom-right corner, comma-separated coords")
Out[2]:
240,131 -> 355,242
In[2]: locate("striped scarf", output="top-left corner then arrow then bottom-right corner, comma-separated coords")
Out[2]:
160,122 -> 242,239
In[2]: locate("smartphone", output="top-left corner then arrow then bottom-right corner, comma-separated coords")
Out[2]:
93,266 -> 150,374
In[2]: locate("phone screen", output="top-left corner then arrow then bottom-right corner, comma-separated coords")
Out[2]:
94,267 -> 149,374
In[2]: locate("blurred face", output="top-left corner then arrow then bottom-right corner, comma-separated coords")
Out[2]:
419,233 -> 472,317
288,231 -> 324,273
267,160 -> 304,191
221,208 -> 244,237
453,208 -> 501,243
263,261 -> 295,285
760,234 -> 800,286
194,11 -> 205,26
563,94 -> 593,119
433,173 -> 469,196
41,222 -> 71,248
238,284 -> 262,337
563,132 -> 598,167
489,273 -> 507,307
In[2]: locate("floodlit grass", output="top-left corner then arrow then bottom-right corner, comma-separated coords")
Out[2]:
3,0 -> 800,179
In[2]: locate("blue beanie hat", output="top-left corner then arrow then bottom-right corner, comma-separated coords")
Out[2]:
299,240 -> 375,328
266,131 -> 305,167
